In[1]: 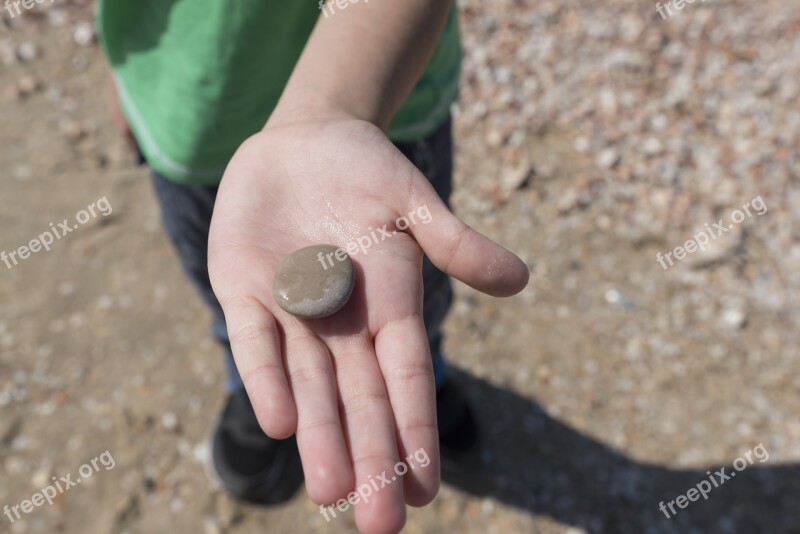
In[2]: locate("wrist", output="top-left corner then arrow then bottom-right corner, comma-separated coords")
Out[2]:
265,90 -> 385,131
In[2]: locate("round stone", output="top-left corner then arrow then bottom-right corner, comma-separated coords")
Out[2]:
272,244 -> 355,319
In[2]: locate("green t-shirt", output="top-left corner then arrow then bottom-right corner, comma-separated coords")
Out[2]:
97,0 -> 461,185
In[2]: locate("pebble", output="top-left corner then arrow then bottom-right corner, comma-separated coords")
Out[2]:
500,162 -> 533,195
161,412 -> 179,431
58,118 -> 83,141
32,468 -> 51,488
272,245 -> 355,318
47,9 -> 68,27
16,42 -> 38,62
596,148 -> 620,169
721,307 -> 747,330
17,76 -> 40,96
203,519 -> 222,534
73,22 -> 95,47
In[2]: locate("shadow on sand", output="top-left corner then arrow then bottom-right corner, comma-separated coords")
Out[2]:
440,367 -> 799,533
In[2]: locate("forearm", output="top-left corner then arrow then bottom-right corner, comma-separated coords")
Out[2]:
268,0 -> 453,130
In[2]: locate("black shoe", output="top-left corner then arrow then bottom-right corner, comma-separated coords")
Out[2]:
207,388 -> 303,504
436,380 -> 480,461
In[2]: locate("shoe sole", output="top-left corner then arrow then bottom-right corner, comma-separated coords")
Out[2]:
202,424 -> 302,504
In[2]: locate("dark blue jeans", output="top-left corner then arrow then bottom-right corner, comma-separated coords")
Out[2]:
151,118 -> 454,392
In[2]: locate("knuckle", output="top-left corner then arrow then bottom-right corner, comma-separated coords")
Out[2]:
388,363 -> 433,384
343,390 -> 388,416
297,417 -> 338,433
229,321 -> 273,345
240,362 -> 284,386
288,364 -> 329,384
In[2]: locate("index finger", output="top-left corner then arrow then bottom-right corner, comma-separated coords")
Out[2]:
220,294 -> 297,439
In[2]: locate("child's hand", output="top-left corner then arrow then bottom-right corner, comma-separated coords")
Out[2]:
208,116 -> 529,533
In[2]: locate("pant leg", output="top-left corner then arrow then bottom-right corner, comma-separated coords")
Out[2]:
392,117 -> 455,389
150,172 -> 244,392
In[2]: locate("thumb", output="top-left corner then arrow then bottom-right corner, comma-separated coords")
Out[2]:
401,175 -> 530,298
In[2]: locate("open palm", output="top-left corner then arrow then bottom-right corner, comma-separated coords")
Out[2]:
208,118 -> 529,534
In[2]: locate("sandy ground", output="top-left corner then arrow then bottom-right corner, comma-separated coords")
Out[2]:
2,1 -> 800,533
